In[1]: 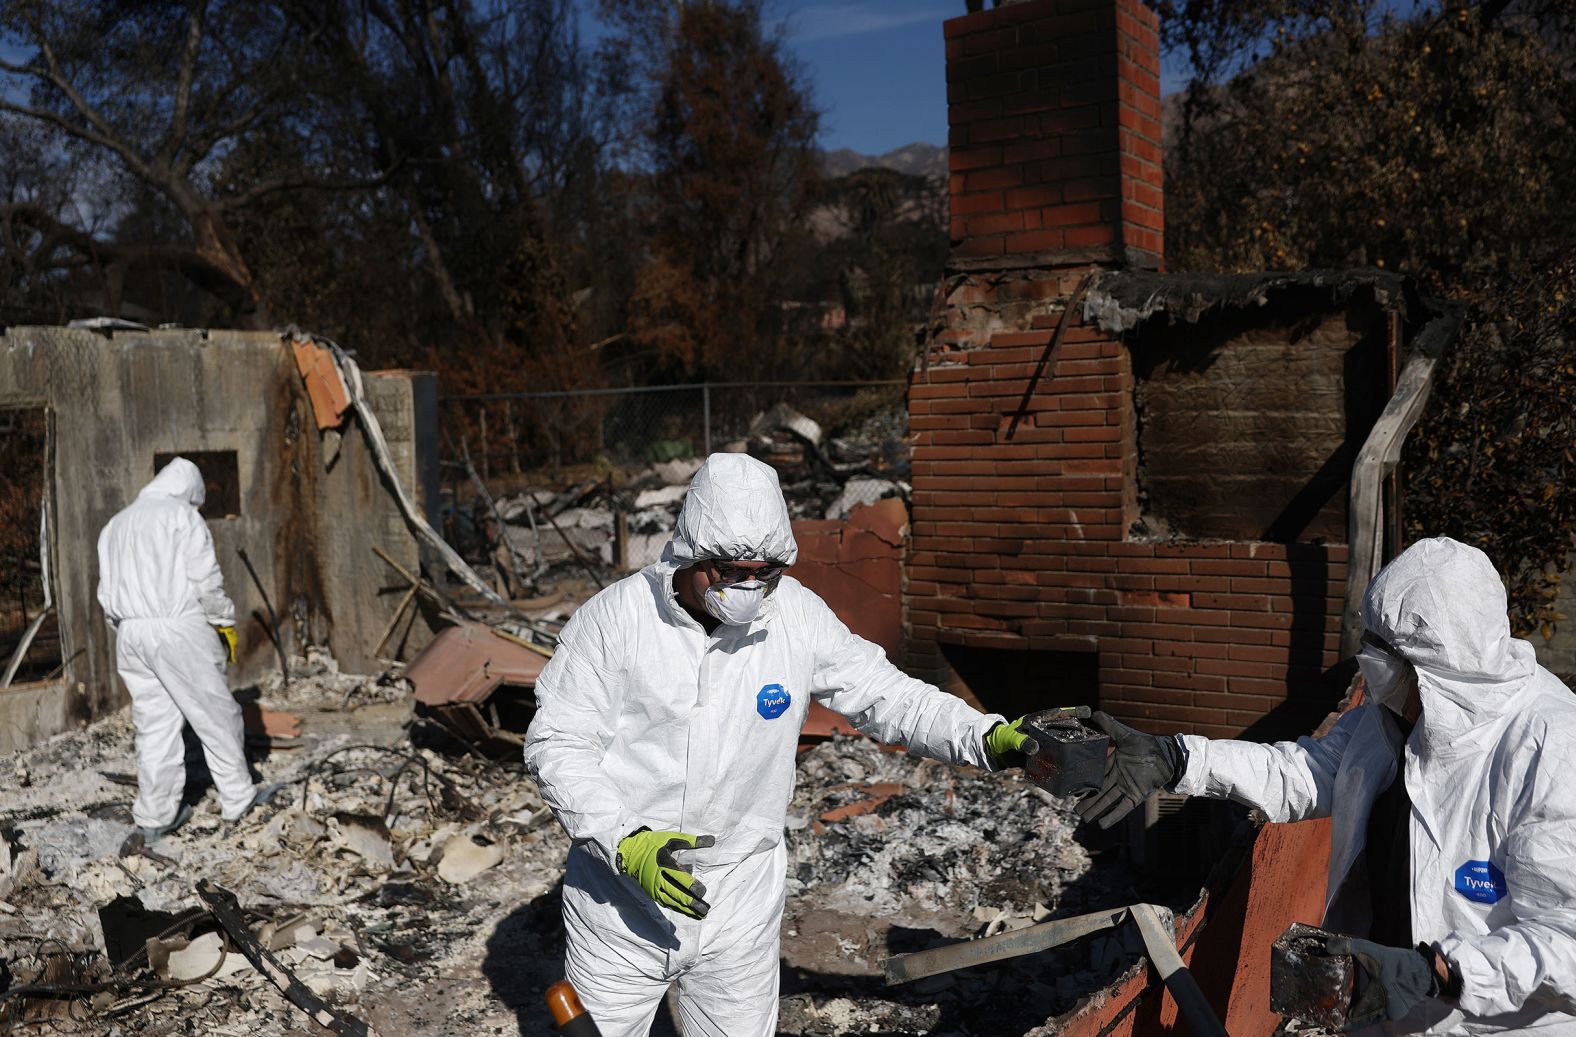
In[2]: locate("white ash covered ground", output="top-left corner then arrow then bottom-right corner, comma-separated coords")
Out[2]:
1,656 -> 1172,1036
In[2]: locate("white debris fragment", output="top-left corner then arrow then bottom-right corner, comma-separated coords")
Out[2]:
825,477 -> 902,520
329,813 -> 395,870
164,932 -> 253,981
634,484 -> 687,510
750,402 -> 824,447
436,831 -> 505,884
653,458 -> 704,485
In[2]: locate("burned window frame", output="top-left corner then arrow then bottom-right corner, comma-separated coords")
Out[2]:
0,401 -> 64,689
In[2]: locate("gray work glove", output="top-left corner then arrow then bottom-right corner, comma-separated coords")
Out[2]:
1074,711 -> 1185,829
1311,936 -> 1441,1025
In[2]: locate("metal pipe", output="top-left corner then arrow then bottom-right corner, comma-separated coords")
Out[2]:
438,379 -> 906,403
702,382 -> 712,456
2,499 -> 54,688
237,547 -> 289,684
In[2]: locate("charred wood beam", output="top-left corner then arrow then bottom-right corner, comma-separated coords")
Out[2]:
195,880 -> 379,1037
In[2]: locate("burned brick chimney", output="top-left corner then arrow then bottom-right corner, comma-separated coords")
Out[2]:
946,0 -> 1162,267
907,0 -> 1369,740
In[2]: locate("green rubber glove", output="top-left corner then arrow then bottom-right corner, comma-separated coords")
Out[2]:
616,828 -> 715,919
984,715 -> 1032,762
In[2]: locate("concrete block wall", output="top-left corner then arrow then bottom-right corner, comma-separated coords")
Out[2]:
945,0 -> 1162,266
0,326 -> 438,750
906,0 -> 1350,740
316,369 -> 440,674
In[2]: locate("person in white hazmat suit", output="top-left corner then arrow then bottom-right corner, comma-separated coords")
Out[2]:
1080,537 -> 1576,1035
97,458 -> 264,841
523,453 -> 1039,1036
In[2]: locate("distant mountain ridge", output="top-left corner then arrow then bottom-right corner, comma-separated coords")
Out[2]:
820,142 -> 946,180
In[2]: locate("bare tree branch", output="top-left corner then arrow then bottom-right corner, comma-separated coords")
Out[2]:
176,18 -> 326,175
0,201 -> 252,309
0,98 -> 133,166
162,0 -> 212,168
214,159 -> 404,211
33,38 -> 158,182
179,93 -> 270,175
403,181 -> 470,324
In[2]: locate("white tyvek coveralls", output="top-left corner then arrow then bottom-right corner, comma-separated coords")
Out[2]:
97,458 -> 255,827
524,453 -> 1004,1036
1174,537 -> 1576,1035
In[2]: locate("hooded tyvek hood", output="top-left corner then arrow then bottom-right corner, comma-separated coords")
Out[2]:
662,453 -> 798,567
1174,535 -> 1576,1035
1360,536 -> 1539,753
98,454 -> 233,628
138,457 -> 207,510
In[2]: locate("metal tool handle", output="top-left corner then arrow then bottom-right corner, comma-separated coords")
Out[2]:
546,980 -> 603,1035
1130,903 -> 1230,1037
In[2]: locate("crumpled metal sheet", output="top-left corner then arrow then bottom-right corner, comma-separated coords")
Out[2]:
1082,268 -> 1414,335
405,620 -> 546,706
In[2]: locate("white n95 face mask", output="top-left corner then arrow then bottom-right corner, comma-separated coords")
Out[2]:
703,581 -> 766,626
1356,638 -> 1415,714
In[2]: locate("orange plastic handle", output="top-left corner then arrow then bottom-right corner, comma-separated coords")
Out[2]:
546,980 -> 586,1026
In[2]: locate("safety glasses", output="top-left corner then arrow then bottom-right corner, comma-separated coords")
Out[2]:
707,561 -> 787,586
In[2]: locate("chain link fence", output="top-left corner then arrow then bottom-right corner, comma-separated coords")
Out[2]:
435,381 -> 912,582
437,380 -> 907,480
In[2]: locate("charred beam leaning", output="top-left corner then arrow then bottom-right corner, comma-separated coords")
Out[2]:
195,880 -> 380,1037
1341,308 -> 1463,654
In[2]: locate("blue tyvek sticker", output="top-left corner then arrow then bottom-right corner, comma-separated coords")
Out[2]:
1455,860 -> 1507,904
757,683 -> 790,720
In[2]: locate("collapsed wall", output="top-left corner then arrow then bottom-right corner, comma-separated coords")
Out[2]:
903,0 -> 1409,741
0,326 -> 439,751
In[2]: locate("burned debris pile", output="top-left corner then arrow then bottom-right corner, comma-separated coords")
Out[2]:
0,659 -> 565,1036
774,737 -> 1190,1036
447,403 -> 912,598
0,653 -> 1176,1036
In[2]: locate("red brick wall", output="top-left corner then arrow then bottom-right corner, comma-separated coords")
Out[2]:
945,0 -> 1162,266
906,295 -> 1349,738
907,0 -> 1349,740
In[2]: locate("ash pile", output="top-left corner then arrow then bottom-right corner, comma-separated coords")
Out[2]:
0,654 -> 570,1037
0,654 -> 1165,1037
776,736 -> 1168,1036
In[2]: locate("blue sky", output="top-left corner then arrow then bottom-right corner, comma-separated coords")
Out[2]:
774,2 -> 955,154
777,1 -> 1197,154
582,1 -> 1194,157
767,1 -> 1432,154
